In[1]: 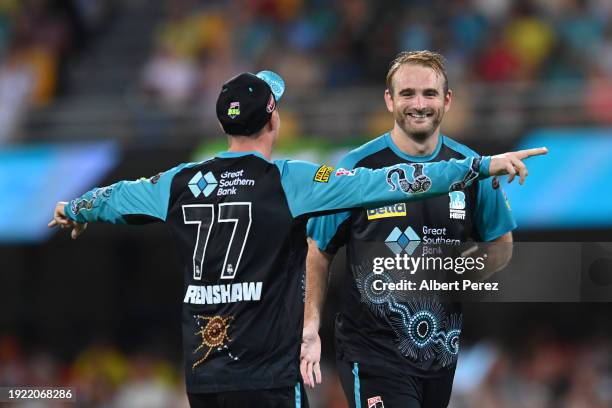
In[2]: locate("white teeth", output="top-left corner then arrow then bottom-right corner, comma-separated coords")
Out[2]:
409,113 -> 427,118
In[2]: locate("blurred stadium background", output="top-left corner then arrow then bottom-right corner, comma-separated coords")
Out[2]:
1,0 -> 611,407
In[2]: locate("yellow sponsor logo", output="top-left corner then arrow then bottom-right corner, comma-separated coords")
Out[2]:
314,165 -> 334,183
366,203 -> 407,220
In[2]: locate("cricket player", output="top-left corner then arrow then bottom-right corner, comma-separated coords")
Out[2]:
49,70 -> 544,408
302,51 -> 529,408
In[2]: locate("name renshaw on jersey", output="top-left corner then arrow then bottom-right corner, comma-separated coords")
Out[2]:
184,282 -> 263,305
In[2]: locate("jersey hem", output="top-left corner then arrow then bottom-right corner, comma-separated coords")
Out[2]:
482,223 -> 517,242
337,344 -> 457,379
186,377 -> 298,394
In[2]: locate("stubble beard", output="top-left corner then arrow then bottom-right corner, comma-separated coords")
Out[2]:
395,107 -> 444,142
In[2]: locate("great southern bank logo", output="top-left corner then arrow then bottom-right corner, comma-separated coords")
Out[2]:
385,226 -> 421,255
188,171 -> 218,197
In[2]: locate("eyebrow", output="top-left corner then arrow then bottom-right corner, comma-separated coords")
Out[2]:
398,87 -> 439,94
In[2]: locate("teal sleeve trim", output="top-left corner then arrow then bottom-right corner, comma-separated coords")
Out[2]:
479,156 -> 491,178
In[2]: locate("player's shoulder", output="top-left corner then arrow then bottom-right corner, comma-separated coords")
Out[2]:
340,133 -> 389,168
441,135 -> 479,158
171,158 -> 215,174
273,158 -> 319,177
158,158 -> 219,185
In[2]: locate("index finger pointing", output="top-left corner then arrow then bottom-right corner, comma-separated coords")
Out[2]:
516,147 -> 548,159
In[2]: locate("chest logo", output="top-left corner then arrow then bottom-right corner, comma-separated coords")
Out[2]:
386,163 -> 431,194
385,226 -> 420,255
188,171 -> 218,198
367,203 -> 406,220
449,191 -> 466,220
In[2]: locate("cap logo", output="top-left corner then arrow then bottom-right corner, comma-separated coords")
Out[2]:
228,102 -> 240,119
266,94 -> 276,113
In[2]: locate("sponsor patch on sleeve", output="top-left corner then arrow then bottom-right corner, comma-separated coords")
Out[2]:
335,168 -> 357,177
313,165 -> 334,183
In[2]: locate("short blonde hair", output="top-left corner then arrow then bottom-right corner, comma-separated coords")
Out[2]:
386,50 -> 449,94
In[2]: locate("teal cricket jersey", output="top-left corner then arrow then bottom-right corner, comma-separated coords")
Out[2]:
308,134 -> 516,377
64,150 -> 492,391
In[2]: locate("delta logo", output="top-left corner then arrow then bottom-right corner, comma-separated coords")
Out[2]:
366,203 -> 406,220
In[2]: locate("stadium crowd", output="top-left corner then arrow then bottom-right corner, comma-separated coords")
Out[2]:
0,0 -> 113,143
2,0 -> 612,144
141,0 -> 612,122
1,333 -> 610,408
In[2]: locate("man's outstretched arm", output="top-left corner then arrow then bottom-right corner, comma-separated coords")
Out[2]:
48,163 -> 193,238
280,148 -> 548,218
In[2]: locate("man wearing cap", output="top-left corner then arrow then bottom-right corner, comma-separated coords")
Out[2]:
48,69 -> 545,408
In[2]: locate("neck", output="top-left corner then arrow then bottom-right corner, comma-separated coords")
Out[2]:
227,135 -> 272,160
390,126 -> 440,157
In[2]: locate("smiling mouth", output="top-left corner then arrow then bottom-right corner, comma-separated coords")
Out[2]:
407,112 -> 433,119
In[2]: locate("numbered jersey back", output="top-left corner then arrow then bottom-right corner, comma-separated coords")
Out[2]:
165,154 -> 306,393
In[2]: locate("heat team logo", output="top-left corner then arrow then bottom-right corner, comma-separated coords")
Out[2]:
367,396 -> 384,408
449,191 -> 466,220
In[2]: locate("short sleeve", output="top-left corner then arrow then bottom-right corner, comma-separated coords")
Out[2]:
474,177 -> 517,241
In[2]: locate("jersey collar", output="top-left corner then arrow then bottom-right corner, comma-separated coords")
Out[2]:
217,151 -> 271,162
384,132 -> 444,162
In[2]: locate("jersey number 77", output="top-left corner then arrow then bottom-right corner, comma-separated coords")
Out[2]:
182,203 -> 252,281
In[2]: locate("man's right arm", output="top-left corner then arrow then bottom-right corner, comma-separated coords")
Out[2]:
304,238 -> 333,333
301,238 -> 334,388
48,163 -> 193,237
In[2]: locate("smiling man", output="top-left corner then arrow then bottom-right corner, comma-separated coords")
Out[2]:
49,67 -> 546,408
302,51 -> 517,407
